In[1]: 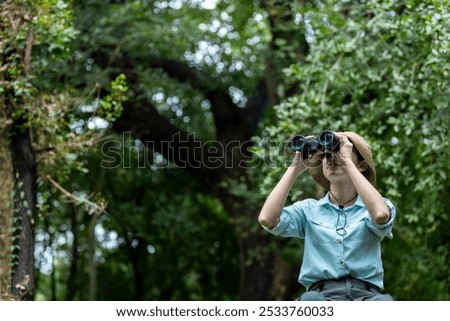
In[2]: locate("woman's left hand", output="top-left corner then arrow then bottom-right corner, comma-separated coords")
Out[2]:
336,134 -> 354,164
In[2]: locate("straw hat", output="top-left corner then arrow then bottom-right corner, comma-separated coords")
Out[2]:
309,131 -> 376,190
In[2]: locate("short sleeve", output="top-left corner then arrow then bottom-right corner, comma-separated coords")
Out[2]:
262,201 -> 306,238
365,198 -> 396,239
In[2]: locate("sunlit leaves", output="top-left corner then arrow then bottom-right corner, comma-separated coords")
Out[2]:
98,74 -> 128,123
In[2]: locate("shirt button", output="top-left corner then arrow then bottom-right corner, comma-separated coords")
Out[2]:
339,260 -> 344,264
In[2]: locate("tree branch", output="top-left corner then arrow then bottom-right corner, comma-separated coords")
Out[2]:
145,57 -> 270,142
150,57 -> 220,94
46,175 -> 107,215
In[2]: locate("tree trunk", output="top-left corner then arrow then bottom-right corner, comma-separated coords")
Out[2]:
0,124 -> 14,300
66,204 -> 80,301
127,236 -> 144,301
237,235 -> 300,300
220,194 -> 299,300
10,119 -> 37,300
88,214 -> 98,300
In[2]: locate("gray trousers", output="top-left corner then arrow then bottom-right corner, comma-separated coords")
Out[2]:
298,277 -> 395,301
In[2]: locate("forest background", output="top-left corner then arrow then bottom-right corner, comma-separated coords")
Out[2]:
0,0 -> 449,301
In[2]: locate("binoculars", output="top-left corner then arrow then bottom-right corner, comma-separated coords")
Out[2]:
291,130 -> 340,159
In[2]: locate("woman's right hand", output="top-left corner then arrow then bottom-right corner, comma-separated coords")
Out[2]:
290,136 -> 323,170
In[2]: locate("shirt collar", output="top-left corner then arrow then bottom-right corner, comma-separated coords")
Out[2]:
318,192 -> 365,208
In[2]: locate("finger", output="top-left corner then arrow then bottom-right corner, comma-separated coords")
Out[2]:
342,140 -> 353,147
338,136 -> 352,146
338,136 -> 349,143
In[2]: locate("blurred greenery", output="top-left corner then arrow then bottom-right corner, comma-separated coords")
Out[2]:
1,0 -> 448,300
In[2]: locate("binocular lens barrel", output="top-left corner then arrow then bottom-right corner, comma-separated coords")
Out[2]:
318,130 -> 340,152
291,135 -> 321,159
291,135 -> 307,151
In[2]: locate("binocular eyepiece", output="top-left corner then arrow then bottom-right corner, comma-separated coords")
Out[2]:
291,130 -> 340,159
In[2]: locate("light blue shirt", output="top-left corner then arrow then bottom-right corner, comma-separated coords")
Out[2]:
263,193 -> 396,290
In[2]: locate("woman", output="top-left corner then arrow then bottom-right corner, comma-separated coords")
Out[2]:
258,131 -> 395,300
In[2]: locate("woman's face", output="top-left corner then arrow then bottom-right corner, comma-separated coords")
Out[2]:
322,148 -> 361,183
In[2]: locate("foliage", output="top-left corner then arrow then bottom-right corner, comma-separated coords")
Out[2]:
259,0 -> 450,300
53,0 -> 271,140
0,0 -> 78,99
1,0 -> 130,299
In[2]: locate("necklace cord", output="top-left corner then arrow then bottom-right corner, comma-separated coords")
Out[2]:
329,191 -> 357,236
329,190 -> 358,208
